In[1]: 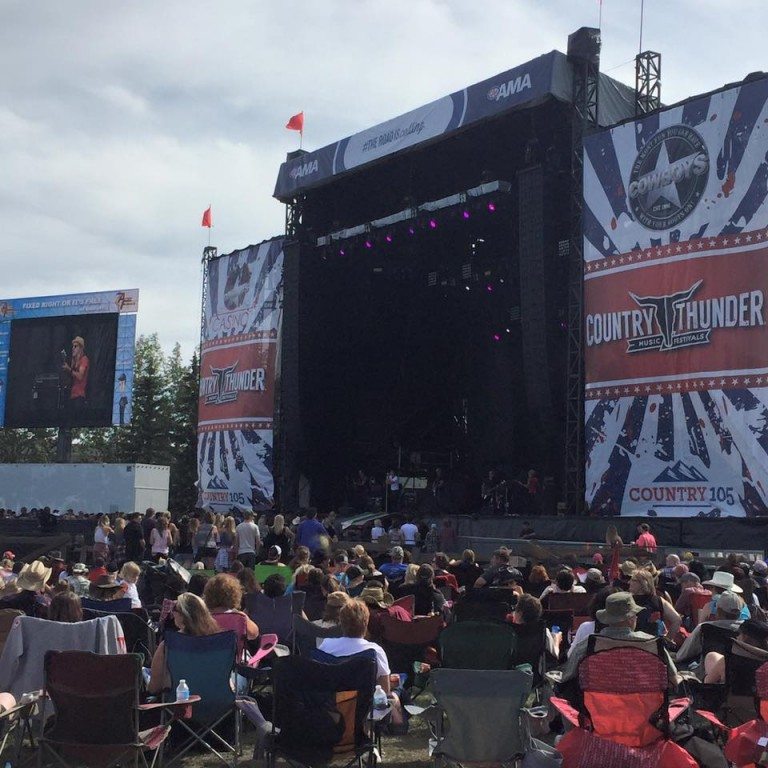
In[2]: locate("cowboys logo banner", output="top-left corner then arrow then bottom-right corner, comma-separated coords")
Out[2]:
584,75 -> 768,517
197,239 -> 283,512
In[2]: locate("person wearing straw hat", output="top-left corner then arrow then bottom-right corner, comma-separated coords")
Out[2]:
88,573 -> 125,602
0,560 -> 52,615
560,592 -> 679,685
703,571 -> 750,620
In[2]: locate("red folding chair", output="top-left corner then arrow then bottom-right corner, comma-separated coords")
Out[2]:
551,636 -> 695,767
688,591 -> 713,628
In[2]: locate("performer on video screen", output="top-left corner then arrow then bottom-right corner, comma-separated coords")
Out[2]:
62,336 -> 89,413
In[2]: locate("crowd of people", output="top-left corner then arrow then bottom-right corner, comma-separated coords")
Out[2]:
0,507 -> 766,765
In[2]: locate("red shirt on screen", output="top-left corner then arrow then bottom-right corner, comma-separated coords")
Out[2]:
70,355 -> 89,399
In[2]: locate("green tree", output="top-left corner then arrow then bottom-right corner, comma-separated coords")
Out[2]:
0,428 -> 57,462
167,349 -> 199,512
122,334 -> 173,466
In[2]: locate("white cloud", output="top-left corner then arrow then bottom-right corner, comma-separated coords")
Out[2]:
0,0 -> 765,358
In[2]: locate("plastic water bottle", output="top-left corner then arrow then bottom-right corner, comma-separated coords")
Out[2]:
176,679 -> 190,702
373,685 -> 388,710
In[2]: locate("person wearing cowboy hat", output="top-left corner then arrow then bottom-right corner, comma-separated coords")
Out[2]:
676,590 -> 745,667
0,560 -> 52,615
358,583 -> 400,643
88,573 -> 126,602
703,571 -> 750,620
560,592 -> 679,686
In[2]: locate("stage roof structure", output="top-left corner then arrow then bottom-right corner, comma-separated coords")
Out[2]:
274,49 -> 634,201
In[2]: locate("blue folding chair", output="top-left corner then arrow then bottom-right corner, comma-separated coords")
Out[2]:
80,597 -> 133,614
163,630 -> 240,767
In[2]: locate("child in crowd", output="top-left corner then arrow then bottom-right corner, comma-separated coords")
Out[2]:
119,561 -> 142,608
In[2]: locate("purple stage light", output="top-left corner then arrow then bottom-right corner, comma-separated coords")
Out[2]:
364,240 -> 372,249
487,202 -> 496,212
385,234 -> 393,243
486,284 -> 493,293
492,333 -> 501,341
339,249 -> 345,256
429,219 -> 437,229
408,226 -> 415,236
462,210 -> 470,219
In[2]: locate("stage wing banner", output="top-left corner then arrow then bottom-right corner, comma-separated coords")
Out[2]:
197,239 -> 283,513
583,75 -> 768,517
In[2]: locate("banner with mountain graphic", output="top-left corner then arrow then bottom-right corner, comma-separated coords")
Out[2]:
197,239 -> 283,513
583,76 -> 768,517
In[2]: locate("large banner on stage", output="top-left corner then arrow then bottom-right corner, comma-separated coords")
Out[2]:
197,239 -> 283,512
583,75 -> 768,517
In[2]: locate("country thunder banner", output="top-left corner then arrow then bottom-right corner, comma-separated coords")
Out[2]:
197,239 -> 283,512
583,75 -> 768,517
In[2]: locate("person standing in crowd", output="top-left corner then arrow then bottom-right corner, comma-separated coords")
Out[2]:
149,516 -> 172,561
93,515 -> 112,561
123,513 -> 145,562
296,509 -> 328,556
634,523 -> 658,553
234,511 -> 260,569
141,508 -> 156,543
216,516 -> 236,572
194,511 -> 219,567
400,517 -> 421,549
113,517 -> 126,564
66,563 -> 90,597
323,510 -> 339,543
386,469 -> 400,513
370,519 -> 385,542
264,514 -> 293,561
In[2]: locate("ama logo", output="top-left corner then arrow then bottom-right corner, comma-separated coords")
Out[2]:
487,72 -> 532,102
289,158 -> 319,180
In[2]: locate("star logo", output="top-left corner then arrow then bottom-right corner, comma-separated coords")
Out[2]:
628,125 -> 709,231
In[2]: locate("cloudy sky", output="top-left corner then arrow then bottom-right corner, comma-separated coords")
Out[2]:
2,0 -> 765,358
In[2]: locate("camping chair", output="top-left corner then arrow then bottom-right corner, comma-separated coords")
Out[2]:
510,621 -> 548,685
548,592 -> 592,615
440,620 -> 517,670
0,610 -> 23,658
392,594 -> 415,618
700,622 -> 739,660
82,608 -> 156,665
716,638 -> 768,726
163,630 -> 240,767
429,668 -> 533,767
264,654 -> 376,768
380,613 -> 442,678
697,660 -> 768,767
551,637 -> 694,768
452,590 -> 512,623
38,651 -> 188,768
687,591 -> 713,628
244,591 -> 305,645
213,612 -> 249,662
80,597 -> 133,614
292,614 -> 343,656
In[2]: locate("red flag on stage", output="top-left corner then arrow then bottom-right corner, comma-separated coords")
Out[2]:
285,111 -> 304,134
201,206 -> 212,228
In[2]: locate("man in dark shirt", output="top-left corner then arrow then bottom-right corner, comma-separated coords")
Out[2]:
141,508 -> 156,542
124,512 -> 146,562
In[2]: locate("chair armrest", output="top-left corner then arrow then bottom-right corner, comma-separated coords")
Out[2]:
138,694 -> 201,719
668,697 -> 690,722
550,696 -> 579,727
695,709 -> 730,732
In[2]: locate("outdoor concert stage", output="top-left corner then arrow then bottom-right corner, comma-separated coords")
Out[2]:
274,45 -> 634,513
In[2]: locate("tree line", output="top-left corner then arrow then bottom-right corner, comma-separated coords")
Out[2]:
0,335 -> 199,512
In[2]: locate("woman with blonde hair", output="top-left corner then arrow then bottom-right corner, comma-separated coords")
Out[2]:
147,593 -> 222,693
93,514 -> 113,561
264,514 -> 293,560
629,567 -> 681,636
215,516 -> 237,572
